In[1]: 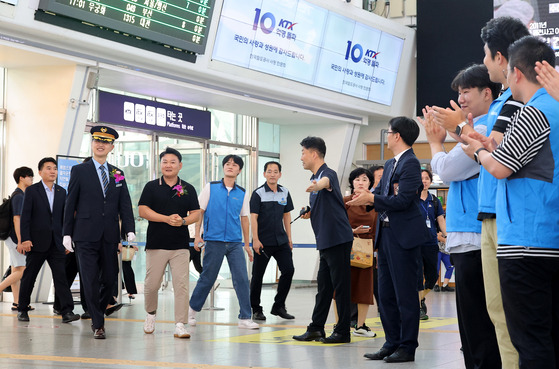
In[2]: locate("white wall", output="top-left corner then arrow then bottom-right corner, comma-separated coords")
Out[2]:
4,65 -> 77,187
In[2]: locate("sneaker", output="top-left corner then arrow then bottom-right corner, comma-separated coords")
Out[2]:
353,324 -> 377,337
420,298 -> 427,315
441,285 -> 455,292
188,307 -> 197,326
144,313 -> 156,334
174,323 -> 191,338
238,319 -> 259,329
420,309 -> 429,321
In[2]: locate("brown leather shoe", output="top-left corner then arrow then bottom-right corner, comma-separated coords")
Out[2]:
93,327 -> 106,339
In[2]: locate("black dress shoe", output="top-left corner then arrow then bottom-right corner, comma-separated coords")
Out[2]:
320,332 -> 350,344
93,327 -> 106,339
62,312 -> 80,323
383,348 -> 415,363
81,311 -> 91,319
252,310 -> 266,321
364,347 -> 394,360
105,303 -> 124,316
293,330 -> 325,341
270,306 -> 295,320
53,308 -> 61,316
17,311 -> 30,322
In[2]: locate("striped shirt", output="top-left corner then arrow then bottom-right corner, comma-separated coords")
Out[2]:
492,104 -> 559,258
491,105 -> 550,173
492,96 -> 524,134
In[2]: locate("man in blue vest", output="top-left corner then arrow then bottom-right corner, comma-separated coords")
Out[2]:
463,36 -> 559,369
420,64 -> 502,368
434,18 -> 528,369
188,155 -> 259,329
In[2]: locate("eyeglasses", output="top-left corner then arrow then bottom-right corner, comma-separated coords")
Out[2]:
386,131 -> 398,135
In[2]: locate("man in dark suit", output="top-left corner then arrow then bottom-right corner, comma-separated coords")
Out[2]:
348,116 -> 430,363
63,126 -> 135,339
17,157 -> 80,324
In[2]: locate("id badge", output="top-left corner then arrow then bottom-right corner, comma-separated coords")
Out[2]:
426,218 -> 431,228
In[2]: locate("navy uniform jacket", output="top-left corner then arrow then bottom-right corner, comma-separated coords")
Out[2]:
372,149 -> 431,249
20,182 -> 66,252
63,160 -> 135,243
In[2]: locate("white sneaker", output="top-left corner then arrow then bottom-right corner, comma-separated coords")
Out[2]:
238,319 -> 260,329
352,324 -> 377,337
143,313 -> 156,334
188,307 -> 197,326
174,323 -> 191,338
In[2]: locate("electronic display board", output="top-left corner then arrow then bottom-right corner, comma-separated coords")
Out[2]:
37,0 -> 215,54
212,0 -> 405,106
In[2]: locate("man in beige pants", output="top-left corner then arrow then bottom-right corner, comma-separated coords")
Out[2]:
138,147 -> 200,338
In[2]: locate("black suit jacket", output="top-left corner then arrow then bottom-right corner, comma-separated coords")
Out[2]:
63,160 -> 135,243
372,149 -> 431,249
20,182 -> 66,252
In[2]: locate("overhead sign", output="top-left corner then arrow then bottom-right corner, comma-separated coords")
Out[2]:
212,0 -> 405,106
37,0 -> 215,54
97,90 -> 211,139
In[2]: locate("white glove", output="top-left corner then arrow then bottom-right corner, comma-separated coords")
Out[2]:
63,235 -> 74,252
127,232 -> 136,242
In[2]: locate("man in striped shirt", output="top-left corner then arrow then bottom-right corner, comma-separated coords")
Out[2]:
463,36 -> 559,369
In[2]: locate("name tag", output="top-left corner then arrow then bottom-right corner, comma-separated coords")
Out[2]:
116,183 -> 123,188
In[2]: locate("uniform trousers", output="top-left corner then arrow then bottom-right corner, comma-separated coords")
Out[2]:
250,242 -> 294,312
452,250 -> 501,369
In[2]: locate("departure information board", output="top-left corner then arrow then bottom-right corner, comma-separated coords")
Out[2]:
37,0 -> 215,54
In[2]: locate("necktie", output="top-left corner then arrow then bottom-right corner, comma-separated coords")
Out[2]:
379,160 -> 397,222
100,165 -> 109,195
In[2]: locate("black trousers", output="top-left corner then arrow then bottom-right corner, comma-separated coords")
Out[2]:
250,243 -> 294,312
53,252 -> 87,312
189,245 -> 203,274
452,250 -> 501,369
377,226 -> 420,354
75,240 -> 119,329
19,241 -> 74,314
122,260 -> 137,295
499,256 -> 559,369
418,243 -> 439,291
308,241 -> 352,336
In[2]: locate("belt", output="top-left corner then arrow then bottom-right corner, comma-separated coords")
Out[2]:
380,221 -> 390,228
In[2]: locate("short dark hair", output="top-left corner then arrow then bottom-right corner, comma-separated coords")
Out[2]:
451,64 -> 501,100
13,166 -> 34,184
348,167 -> 374,192
300,136 -> 326,158
222,154 -> 244,170
481,17 -> 530,60
389,116 -> 420,147
264,161 -> 282,172
370,165 -> 384,175
160,147 -> 182,162
422,169 -> 433,182
38,157 -> 57,171
509,35 -> 556,84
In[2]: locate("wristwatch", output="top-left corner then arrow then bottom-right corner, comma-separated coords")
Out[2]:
455,121 -> 467,136
474,147 -> 489,164
182,218 -> 186,226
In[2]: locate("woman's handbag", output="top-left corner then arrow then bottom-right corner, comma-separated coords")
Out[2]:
121,245 -> 136,262
350,237 -> 374,268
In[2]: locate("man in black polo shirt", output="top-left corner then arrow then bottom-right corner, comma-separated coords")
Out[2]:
250,161 -> 295,321
138,147 -> 200,339
293,136 -> 354,344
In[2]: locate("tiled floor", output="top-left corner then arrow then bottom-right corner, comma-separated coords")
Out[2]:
0,284 -> 465,368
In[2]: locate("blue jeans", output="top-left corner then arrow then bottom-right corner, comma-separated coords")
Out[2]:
189,241 -> 252,319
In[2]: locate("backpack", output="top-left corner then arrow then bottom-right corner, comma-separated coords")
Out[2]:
0,190 -> 18,241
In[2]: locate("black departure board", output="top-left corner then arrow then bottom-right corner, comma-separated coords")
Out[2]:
37,0 -> 215,54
